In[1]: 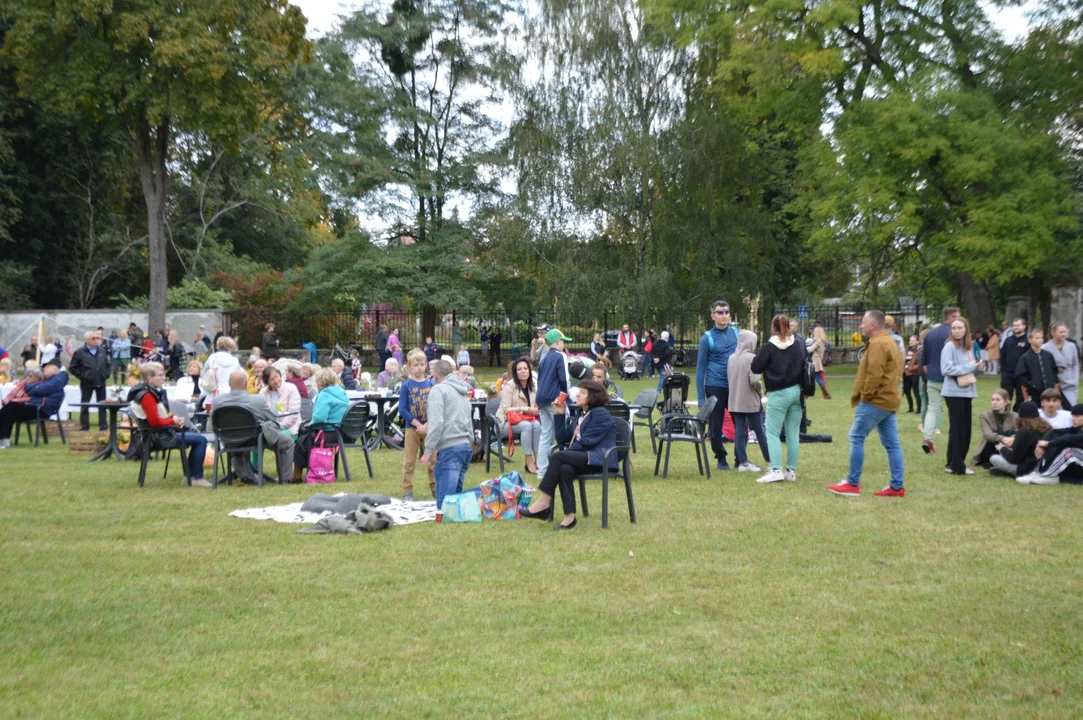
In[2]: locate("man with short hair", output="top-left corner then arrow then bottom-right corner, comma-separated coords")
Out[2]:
375,324 -> 390,370
1000,318 -> 1029,410
420,360 -> 476,509
530,324 -> 550,365
213,370 -> 296,484
920,306 -> 960,455
1016,328 -> 1059,404
212,325 -> 224,348
829,311 -> 906,497
536,328 -> 572,476
330,357 -> 358,391
617,324 -> 637,355
128,323 -> 145,359
1039,388 -> 1072,429
70,331 -> 110,431
697,300 -> 740,470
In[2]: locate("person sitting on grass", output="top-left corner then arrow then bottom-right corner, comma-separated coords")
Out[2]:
520,380 -> 617,530
0,364 -> 67,449
1039,388 -> 1071,429
971,389 -> 1017,468
128,361 -> 209,486
1016,404 -> 1083,485
988,401 -> 1049,478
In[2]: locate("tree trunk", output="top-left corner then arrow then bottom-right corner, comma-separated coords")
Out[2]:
133,114 -> 170,333
956,272 -> 994,331
422,305 -> 437,343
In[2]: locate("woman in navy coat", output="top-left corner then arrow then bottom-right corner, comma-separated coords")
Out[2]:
521,380 -> 617,530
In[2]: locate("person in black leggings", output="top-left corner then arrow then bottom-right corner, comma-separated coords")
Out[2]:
520,380 -> 617,530
903,335 -> 922,413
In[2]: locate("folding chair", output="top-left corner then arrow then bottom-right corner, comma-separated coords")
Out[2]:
655,395 -> 717,479
575,419 -> 636,529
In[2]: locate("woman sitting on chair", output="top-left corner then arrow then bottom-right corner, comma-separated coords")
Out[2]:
496,357 -> 541,473
521,380 -> 617,530
292,367 -> 350,482
128,361 -> 209,487
260,365 -> 301,438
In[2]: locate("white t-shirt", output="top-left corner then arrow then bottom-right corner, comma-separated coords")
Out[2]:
1042,409 -> 1072,430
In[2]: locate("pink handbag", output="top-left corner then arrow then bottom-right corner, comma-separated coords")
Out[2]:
306,430 -> 337,484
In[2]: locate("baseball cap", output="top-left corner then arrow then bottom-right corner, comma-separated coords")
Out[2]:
545,329 -> 572,345
536,323 -> 550,332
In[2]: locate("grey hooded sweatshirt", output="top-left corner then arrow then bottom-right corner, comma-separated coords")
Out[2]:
727,330 -> 764,413
424,373 -> 476,453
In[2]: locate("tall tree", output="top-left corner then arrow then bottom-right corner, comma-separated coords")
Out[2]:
6,0 -> 308,330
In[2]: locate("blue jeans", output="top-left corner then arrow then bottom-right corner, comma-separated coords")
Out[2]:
177,432 -> 208,480
642,353 -> 653,377
656,369 -> 668,392
538,404 -> 558,475
434,443 -> 473,510
847,402 -> 904,489
732,411 -> 769,466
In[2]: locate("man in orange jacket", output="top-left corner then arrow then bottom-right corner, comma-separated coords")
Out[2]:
828,310 -> 906,498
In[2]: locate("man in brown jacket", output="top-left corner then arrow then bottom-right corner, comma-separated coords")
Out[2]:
828,310 -> 906,498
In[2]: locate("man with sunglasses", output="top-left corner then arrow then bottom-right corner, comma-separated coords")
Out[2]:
697,300 -> 741,471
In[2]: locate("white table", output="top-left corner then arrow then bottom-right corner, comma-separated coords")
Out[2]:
1,383 -> 182,420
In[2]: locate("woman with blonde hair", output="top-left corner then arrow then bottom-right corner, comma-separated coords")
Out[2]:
810,326 -> 831,399
0,357 -> 11,384
202,335 -> 241,399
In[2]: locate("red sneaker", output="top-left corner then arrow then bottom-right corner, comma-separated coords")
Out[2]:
922,439 -> 936,455
827,482 -> 860,496
873,486 -> 905,498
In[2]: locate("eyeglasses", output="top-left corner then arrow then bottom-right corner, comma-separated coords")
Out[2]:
714,309 -> 730,315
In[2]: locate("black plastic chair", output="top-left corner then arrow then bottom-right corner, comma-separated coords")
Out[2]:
211,406 -> 274,488
131,415 -> 191,488
631,389 -> 658,454
575,419 -> 636,529
654,395 -> 717,479
607,399 -> 631,422
484,396 -> 516,473
336,402 -> 373,481
13,405 -> 67,447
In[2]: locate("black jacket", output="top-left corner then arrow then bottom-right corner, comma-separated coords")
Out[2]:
1015,349 -> 1058,398
1000,427 -> 1044,475
651,340 -> 672,367
1001,332 -> 1030,378
69,344 -> 111,386
339,368 -> 358,391
1043,426 -> 1083,455
261,331 -> 279,359
750,338 -> 807,391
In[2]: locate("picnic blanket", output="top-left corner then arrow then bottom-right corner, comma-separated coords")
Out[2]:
230,493 -> 438,526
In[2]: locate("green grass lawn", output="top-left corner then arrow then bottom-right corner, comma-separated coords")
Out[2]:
2,369 -> 1082,717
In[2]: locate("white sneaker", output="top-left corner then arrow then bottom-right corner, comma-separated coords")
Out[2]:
963,468 -> 975,475
1016,472 -> 1040,484
1030,474 -> 1060,486
190,478 -> 212,488
784,469 -> 796,482
737,462 -> 761,473
935,428 -> 942,435
0,439 -> 10,449
756,469 -> 785,484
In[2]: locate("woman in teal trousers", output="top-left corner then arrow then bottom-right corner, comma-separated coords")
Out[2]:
750,315 -> 808,484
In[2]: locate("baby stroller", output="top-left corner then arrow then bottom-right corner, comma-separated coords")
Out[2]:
619,350 -> 640,380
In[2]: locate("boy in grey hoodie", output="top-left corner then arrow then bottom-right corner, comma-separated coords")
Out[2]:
727,330 -> 770,472
421,360 -> 476,509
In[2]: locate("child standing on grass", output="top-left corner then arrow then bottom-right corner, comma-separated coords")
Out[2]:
399,349 -> 436,502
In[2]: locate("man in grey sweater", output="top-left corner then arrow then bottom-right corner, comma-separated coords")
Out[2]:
420,360 -> 475,510
214,370 -> 296,484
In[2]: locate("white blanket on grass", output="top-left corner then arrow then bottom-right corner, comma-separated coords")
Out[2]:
230,495 -> 437,526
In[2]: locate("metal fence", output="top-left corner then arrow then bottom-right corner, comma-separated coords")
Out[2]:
770,303 -> 940,347
225,307 -> 708,358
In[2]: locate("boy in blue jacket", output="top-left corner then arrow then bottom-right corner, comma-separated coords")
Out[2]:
399,349 -> 436,502
535,328 -> 571,477
696,300 -> 740,470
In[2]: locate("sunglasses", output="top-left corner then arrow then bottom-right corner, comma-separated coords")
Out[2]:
714,309 -> 731,315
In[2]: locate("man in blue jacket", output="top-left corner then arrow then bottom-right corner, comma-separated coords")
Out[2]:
535,328 -> 571,477
697,300 -> 740,470
920,306 -> 959,455
0,362 -> 68,449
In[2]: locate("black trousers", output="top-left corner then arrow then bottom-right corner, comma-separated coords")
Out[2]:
704,385 -> 729,464
944,396 -> 973,474
80,384 -> 107,430
903,375 -> 921,412
0,403 -> 40,439
489,346 -> 501,366
538,450 -> 600,515
1000,375 -> 1022,411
